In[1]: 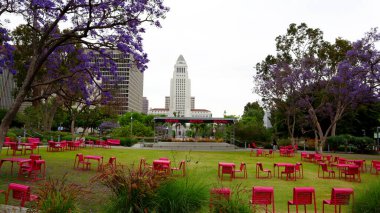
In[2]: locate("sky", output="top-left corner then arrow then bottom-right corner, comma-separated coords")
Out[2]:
142,0 -> 380,117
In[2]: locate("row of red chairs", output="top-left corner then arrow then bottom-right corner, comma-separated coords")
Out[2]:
250,149 -> 274,157
4,137 -> 41,156
211,186 -> 354,213
139,158 -> 186,177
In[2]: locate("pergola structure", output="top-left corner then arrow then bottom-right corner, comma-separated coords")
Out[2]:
153,117 -> 236,143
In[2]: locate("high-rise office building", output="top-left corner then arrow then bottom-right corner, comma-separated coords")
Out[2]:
168,55 -> 191,117
0,71 -> 15,110
142,97 -> 149,114
165,96 -> 170,109
96,50 -> 144,114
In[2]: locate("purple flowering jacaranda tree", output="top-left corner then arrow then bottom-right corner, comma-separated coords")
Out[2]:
0,0 -> 169,151
255,24 -> 379,152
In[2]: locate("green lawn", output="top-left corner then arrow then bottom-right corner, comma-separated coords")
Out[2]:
1,147 -> 379,212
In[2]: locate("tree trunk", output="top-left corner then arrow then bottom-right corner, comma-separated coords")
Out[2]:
43,98 -> 61,132
71,117 -> 76,140
0,57 -> 40,152
331,123 -> 336,136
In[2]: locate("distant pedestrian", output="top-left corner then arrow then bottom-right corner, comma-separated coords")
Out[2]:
272,137 -> 278,150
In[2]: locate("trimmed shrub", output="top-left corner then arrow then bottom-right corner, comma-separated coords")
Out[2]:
353,179 -> 380,213
327,135 -> 373,153
119,137 -> 138,147
154,177 -> 209,213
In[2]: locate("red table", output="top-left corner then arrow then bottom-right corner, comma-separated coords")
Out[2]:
336,164 -> 359,179
346,159 -> 366,172
84,155 -> 103,171
153,160 -> 171,175
273,163 -> 294,178
0,158 -> 31,176
218,162 -> 236,179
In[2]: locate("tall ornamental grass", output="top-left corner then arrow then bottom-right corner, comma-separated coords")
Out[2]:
93,164 -> 166,213
353,178 -> 380,213
210,184 -> 252,213
34,174 -> 88,213
154,176 -> 209,213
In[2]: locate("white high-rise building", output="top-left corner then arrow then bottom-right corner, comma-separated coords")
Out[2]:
149,55 -> 212,118
168,55 -> 191,117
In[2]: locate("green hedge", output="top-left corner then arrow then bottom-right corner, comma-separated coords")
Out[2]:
119,137 -> 138,147
327,135 -> 374,153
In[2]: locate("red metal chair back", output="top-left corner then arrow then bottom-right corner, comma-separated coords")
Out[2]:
292,187 -> 314,205
109,157 -> 116,164
372,160 -> 380,166
338,158 -> 347,164
345,166 -> 359,175
257,162 -> 264,171
10,143 -> 19,150
5,137 -> 11,142
222,165 -> 233,173
321,163 -> 329,172
7,183 -> 33,207
30,154 -> 42,161
252,186 -> 274,205
108,157 -> 117,168
239,162 -> 246,171
325,155 -> 332,161
159,157 -> 169,161
284,165 -> 295,173
330,188 -> 354,205
76,153 -> 85,162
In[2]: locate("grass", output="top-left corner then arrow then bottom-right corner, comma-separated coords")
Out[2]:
0,146 -> 379,212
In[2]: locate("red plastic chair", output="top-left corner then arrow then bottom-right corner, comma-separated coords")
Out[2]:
281,164 -> 296,181
18,159 -> 46,181
265,149 -> 274,158
220,164 -> 234,181
300,152 -> 308,161
323,188 -> 354,213
343,166 -> 361,182
101,156 -> 117,171
4,137 -> 11,155
138,158 -> 152,175
5,183 -> 38,207
210,187 -> 231,210
295,162 -> 303,178
159,157 -> 169,161
256,162 -> 271,179
288,187 -> 316,213
370,160 -> 380,175
256,149 -> 264,157
250,186 -> 275,213
338,158 -> 347,164
318,163 -> 335,179
171,160 -> 186,176
23,142 -> 38,155
233,162 -> 247,179
74,153 -> 91,170
10,143 -> 23,156
314,154 -> 324,164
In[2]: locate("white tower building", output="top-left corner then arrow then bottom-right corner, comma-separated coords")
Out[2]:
169,55 -> 191,117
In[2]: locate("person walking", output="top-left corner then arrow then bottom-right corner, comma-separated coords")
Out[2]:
272,137 -> 278,150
